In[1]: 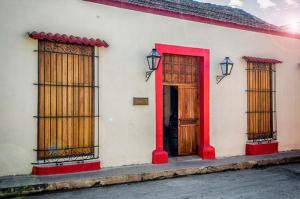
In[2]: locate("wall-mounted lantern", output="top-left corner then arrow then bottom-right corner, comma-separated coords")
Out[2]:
145,48 -> 161,81
216,57 -> 234,84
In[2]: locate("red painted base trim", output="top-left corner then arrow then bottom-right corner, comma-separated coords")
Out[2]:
198,145 -> 215,160
246,142 -> 278,156
152,149 -> 168,164
32,161 -> 101,175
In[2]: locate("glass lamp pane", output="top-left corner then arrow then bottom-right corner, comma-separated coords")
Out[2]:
221,63 -> 227,75
147,56 -> 153,70
228,63 -> 233,75
153,56 -> 161,70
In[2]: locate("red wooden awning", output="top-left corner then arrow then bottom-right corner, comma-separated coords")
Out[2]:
243,56 -> 282,64
28,31 -> 109,48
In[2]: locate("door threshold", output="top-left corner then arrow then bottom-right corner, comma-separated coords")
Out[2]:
168,155 -> 201,163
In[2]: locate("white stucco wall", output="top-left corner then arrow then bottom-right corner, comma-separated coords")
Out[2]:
0,0 -> 299,176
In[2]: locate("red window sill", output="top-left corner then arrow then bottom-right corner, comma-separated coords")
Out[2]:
32,161 -> 101,175
246,142 -> 278,155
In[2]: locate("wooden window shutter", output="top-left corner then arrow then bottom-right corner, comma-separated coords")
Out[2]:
246,62 -> 277,142
36,40 -> 99,163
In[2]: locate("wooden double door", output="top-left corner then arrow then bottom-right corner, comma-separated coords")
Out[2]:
163,54 -> 199,155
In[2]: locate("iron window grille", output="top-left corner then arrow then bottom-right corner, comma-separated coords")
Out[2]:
33,40 -> 100,165
246,62 -> 277,143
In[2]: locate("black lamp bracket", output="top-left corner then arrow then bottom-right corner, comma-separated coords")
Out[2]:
216,75 -> 225,84
145,71 -> 153,82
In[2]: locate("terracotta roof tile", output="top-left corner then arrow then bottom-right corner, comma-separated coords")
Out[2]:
107,0 -> 282,32
243,56 -> 282,64
28,31 -> 109,48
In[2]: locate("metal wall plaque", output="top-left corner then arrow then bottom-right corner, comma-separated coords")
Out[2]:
133,97 -> 149,105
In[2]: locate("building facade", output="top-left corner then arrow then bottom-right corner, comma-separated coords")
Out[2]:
0,0 -> 300,176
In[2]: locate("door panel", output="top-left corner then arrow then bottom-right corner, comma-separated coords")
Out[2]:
178,86 -> 199,155
163,54 -> 199,85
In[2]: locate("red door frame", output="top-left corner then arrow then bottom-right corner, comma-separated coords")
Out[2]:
152,43 -> 215,164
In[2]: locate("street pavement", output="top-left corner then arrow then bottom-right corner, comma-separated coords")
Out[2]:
15,163 -> 300,199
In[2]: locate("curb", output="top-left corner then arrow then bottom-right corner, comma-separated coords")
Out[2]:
1,155 -> 300,198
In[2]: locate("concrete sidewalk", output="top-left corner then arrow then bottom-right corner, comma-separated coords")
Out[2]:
1,150 -> 300,198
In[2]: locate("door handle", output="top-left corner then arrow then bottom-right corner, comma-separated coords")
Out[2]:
179,119 -> 199,125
